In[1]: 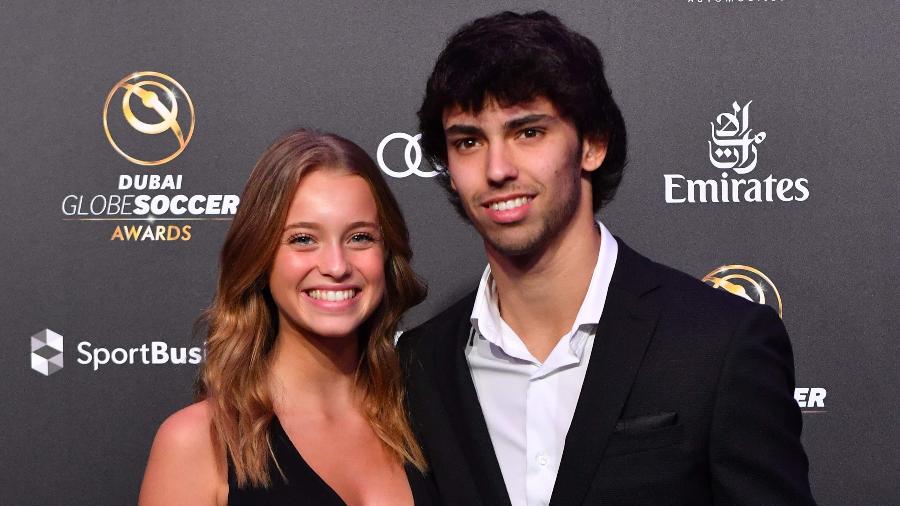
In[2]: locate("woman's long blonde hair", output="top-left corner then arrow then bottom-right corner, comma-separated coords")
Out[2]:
196,129 -> 427,487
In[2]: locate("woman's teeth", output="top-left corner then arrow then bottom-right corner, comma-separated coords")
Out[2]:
307,289 -> 356,301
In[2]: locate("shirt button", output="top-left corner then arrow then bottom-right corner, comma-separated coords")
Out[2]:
536,453 -> 549,467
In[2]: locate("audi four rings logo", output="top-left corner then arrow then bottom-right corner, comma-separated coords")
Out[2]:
377,133 -> 439,178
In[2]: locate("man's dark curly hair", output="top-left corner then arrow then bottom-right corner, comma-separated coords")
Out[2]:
417,10 -> 627,216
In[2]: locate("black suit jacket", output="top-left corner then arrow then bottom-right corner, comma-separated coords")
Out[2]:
397,240 -> 815,505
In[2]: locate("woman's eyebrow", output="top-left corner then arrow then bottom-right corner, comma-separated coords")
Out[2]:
283,221 -> 319,231
283,221 -> 379,232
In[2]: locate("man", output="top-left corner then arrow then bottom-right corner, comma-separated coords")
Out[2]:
398,10 -> 815,506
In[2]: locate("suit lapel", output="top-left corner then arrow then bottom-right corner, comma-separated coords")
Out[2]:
550,241 -> 662,506
433,292 -> 513,506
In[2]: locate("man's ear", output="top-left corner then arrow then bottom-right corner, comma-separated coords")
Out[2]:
581,135 -> 608,173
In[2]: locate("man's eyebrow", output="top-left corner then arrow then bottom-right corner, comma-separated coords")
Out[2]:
445,114 -> 554,137
445,124 -> 484,137
504,114 -> 552,131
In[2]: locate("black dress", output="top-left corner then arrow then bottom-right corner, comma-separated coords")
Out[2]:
228,416 -> 439,505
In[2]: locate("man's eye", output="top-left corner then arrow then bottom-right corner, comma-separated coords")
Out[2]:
288,234 -> 315,246
454,138 -> 479,150
519,128 -> 543,139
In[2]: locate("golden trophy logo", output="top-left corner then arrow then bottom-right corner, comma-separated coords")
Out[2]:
702,265 -> 783,318
102,71 -> 195,166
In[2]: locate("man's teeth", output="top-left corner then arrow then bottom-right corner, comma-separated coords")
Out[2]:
489,197 -> 531,211
307,289 -> 356,301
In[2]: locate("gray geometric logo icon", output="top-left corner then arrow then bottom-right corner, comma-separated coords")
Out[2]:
31,329 -> 64,376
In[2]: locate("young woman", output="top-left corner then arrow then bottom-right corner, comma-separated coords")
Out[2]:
138,129 -> 435,505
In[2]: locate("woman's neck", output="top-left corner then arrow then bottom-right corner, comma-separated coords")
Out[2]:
267,323 -> 361,417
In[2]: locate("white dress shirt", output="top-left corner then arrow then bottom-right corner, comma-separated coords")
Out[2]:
467,221 -> 618,506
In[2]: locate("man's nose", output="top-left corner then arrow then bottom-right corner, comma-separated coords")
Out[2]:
318,242 -> 352,279
485,142 -> 518,185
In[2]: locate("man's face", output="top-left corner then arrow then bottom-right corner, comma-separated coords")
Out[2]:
442,97 -> 602,257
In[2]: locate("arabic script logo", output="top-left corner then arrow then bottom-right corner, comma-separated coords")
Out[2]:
102,71 -> 195,166
31,329 -> 64,376
708,100 -> 766,175
377,132 -> 439,178
703,265 -> 783,318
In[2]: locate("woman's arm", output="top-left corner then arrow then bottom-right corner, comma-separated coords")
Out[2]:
138,401 -> 228,506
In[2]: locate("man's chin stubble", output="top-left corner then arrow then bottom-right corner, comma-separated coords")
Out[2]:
484,227 -> 546,258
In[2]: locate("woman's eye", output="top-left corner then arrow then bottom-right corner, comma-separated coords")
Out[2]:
288,234 -> 314,246
349,232 -> 376,245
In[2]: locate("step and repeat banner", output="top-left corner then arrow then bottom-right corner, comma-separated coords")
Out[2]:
1,1 -> 897,504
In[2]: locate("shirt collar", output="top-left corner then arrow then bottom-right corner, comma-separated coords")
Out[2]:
470,221 -> 619,363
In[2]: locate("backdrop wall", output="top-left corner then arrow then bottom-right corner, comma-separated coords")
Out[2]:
2,1 -> 897,504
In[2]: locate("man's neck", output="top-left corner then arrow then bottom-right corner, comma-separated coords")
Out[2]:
487,212 -> 601,362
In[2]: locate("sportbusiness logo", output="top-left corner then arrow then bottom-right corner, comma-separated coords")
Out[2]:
29,329 -> 203,374
76,341 -> 203,371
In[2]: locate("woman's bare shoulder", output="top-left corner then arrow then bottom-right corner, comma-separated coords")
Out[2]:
156,400 -> 215,448
138,400 -> 227,506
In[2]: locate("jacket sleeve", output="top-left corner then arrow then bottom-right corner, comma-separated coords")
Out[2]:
709,304 -> 816,505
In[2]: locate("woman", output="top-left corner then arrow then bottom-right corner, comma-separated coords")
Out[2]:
138,129 -> 434,505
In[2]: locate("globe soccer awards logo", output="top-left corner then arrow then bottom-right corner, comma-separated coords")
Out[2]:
102,71 -> 195,166
702,265 -> 783,318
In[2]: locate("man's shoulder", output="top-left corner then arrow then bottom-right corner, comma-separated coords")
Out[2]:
662,261 -> 767,320
623,244 -> 787,374
397,289 -> 477,358
620,241 -> 772,323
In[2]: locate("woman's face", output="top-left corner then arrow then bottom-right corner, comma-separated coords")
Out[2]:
268,169 -> 386,341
